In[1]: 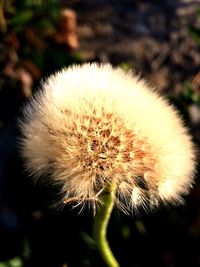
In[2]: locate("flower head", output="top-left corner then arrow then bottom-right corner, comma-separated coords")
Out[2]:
20,64 -> 196,213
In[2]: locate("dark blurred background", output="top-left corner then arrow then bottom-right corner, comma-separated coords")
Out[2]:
0,1 -> 200,267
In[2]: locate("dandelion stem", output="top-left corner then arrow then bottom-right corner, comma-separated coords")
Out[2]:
93,186 -> 119,267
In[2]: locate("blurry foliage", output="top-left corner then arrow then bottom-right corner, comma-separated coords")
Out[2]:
188,8 -> 200,46
167,8 -> 200,123
118,62 -> 133,72
0,1 -> 82,266
0,257 -> 23,267
185,8 -> 200,106
0,0 -> 82,98
1,0 -> 60,33
0,239 -> 30,267
183,80 -> 200,105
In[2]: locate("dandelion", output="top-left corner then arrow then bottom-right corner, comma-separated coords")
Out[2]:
20,63 -> 196,267
21,63 -> 195,210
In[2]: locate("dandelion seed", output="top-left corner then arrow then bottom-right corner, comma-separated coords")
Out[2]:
20,63 -> 196,213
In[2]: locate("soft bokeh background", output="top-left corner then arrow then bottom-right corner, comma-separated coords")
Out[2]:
0,1 -> 200,267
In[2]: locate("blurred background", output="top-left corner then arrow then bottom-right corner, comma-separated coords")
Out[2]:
0,0 -> 200,266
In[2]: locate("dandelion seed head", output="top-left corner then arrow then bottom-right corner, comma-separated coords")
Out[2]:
20,64 -> 196,213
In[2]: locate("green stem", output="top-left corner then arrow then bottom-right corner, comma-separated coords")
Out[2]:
93,186 -> 120,267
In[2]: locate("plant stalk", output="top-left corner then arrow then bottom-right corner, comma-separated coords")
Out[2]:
93,186 -> 119,267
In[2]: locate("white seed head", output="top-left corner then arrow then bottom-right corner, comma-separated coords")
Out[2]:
20,63 -> 196,213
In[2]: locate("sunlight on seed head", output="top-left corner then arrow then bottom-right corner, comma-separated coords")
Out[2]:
20,63 -> 196,213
